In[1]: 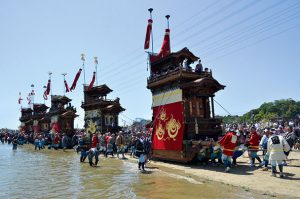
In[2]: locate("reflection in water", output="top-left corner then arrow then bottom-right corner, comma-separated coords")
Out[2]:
0,144 -> 267,198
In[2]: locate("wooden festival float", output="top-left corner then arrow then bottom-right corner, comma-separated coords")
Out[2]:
145,12 -> 225,163
19,107 -> 33,135
20,96 -> 78,137
32,103 -> 49,134
81,84 -> 125,139
19,103 -> 49,135
46,95 -> 78,136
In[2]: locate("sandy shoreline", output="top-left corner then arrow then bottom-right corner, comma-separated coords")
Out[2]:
128,151 -> 300,198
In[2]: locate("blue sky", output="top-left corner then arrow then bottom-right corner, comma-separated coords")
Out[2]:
0,0 -> 299,129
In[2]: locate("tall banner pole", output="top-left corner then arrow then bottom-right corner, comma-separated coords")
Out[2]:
48,71 -> 52,96
31,84 -> 34,109
148,8 -> 154,55
19,92 -> 22,109
94,56 -> 98,86
43,86 -> 46,104
81,54 -> 86,85
166,15 -> 170,29
166,15 -> 170,50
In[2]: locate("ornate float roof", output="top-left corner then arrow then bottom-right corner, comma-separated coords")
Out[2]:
102,103 -> 125,113
84,84 -> 113,96
21,108 -> 33,113
82,98 -> 125,113
51,95 -> 71,104
33,103 -> 49,112
151,47 -> 199,67
61,110 -> 79,118
180,77 -> 225,93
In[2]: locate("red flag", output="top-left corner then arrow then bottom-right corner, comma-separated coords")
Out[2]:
18,97 -> 23,104
18,92 -> 23,104
149,28 -> 171,63
43,90 -> 48,100
64,80 -> 70,93
46,79 -> 51,95
27,93 -> 31,104
144,19 -> 153,50
18,94 -> 23,104
88,72 -> 96,91
43,79 -> 50,100
158,28 -> 171,57
70,68 -> 82,91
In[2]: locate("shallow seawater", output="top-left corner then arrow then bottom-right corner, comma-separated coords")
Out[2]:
0,144 -> 276,198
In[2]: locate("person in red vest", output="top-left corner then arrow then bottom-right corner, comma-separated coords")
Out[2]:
246,126 -> 262,167
219,126 -> 238,172
92,133 -> 99,148
53,133 -> 60,150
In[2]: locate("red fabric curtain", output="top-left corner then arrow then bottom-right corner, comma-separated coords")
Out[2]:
152,101 -> 184,151
52,123 -> 60,133
33,125 -> 40,134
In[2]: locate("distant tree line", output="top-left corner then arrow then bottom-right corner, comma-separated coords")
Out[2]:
219,99 -> 300,124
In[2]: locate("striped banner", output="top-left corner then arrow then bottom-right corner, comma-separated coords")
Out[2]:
152,88 -> 182,107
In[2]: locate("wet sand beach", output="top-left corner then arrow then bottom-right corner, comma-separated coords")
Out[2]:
136,151 -> 300,199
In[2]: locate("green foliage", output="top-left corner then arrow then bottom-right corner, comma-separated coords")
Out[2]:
220,99 -> 300,124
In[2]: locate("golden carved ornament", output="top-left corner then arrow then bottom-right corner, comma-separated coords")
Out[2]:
166,114 -> 181,140
155,122 -> 165,140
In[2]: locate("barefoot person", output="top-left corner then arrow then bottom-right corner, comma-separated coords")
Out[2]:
116,131 -> 126,159
135,132 -> 146,171
12,137 -> 18,150
88,147 -> 99,167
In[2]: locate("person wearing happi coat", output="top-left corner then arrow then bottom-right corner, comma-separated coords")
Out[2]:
267,130 -> 290,178
53,133 -> 60,150
219,127 -> 238,172
247,126 -> 262,167
91,133 -> 99,148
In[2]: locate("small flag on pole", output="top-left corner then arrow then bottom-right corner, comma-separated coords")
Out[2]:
88,72 -> 96,91
27,93 -> 31,104
144,19 -> 153,50
43,90 -> 48,100
64,80 -> 70,93
158,28 -> 171,57
46,79 -> 51,95
18,92 -> 23,104
70,68 -> 82,91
